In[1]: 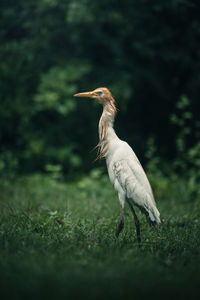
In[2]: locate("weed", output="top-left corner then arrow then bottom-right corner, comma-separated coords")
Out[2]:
0,174 -> 199,300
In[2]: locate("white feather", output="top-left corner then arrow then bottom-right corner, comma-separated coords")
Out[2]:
105,128 -> 161,225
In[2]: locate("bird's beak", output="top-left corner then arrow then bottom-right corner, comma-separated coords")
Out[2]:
73,90 -> 97,98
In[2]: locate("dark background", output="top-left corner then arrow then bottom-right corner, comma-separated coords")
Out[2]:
1,0 -> 200,179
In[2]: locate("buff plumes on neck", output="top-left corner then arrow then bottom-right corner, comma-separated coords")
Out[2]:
96,93 -> 118,160
74,87 -> 118,160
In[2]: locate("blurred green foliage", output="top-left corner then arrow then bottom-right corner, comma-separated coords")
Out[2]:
0,0 -> 200,179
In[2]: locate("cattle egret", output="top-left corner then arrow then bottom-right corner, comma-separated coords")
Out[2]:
74,87 -> 161,243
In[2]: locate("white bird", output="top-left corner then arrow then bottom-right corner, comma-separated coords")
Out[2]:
74,87 -> 161,243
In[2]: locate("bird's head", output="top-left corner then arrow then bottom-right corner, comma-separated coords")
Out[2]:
74,87 -> 117,108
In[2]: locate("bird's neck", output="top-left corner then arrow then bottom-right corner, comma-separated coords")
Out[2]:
97,103 -> 118,159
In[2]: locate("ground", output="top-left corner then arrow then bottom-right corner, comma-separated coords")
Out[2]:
0,172 -> 200,300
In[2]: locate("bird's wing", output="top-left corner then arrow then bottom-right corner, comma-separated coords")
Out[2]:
128,157 -> 155,203
113,159 -> 160,224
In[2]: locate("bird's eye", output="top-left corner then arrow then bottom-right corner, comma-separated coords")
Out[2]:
96,90 -> 103,96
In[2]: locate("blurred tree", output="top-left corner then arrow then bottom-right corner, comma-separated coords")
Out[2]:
0,0 -> 200,178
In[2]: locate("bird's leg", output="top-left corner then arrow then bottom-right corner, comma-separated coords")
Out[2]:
116,194 -> 125,238
127,199 -> 141,244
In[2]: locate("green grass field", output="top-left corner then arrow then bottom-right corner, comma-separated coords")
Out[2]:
0,172 -> 200,300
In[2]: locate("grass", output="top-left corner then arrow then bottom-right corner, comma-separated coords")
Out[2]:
0,171 -> 200,300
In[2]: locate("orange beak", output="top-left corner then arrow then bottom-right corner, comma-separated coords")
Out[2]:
73,90 -> 97,98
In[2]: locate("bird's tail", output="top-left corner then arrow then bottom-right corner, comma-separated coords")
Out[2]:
140,202 -> 161,228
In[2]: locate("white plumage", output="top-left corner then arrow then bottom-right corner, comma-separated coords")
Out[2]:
106,137 -> 160,224
74,87 -> 161,242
